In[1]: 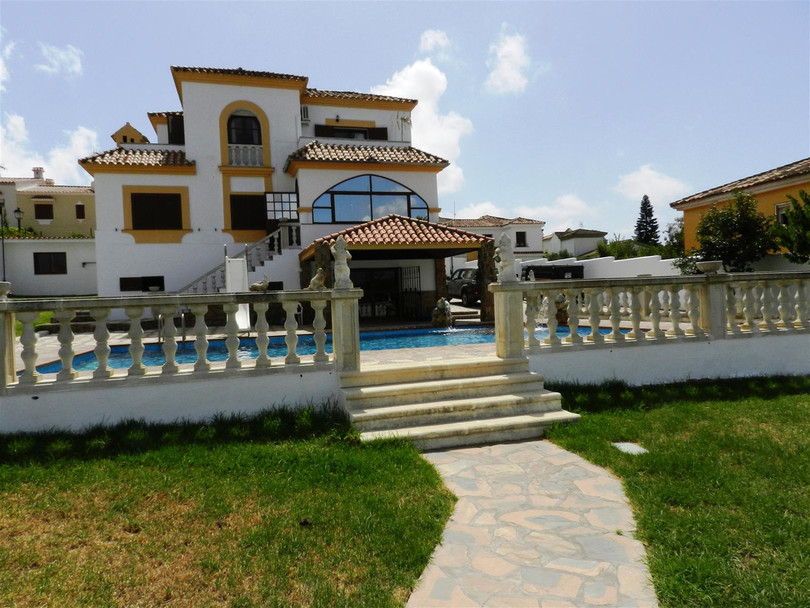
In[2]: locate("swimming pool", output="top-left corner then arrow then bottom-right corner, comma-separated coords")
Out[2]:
34,325 -> 612,374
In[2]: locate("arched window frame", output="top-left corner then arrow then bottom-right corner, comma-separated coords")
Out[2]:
311,175 -> 429,224
227,113 -> 262,145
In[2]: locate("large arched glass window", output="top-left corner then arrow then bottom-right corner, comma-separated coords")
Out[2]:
227,113 -> 261,145
312,175 -> 429,223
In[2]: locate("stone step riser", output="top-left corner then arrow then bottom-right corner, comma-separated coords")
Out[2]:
343,376 -> 543,409
351,393 -> 562,432
339,358 -> 529,388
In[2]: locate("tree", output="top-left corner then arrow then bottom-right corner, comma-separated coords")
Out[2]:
634,195 -> 660,245
661,217 -> 684,259
772,190 -> 810,264
695,191 -> 776,272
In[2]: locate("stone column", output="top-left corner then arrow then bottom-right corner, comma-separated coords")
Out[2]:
479,241 -> 497,323
330,290 -> 362,372
0,282 -> 13,392
699,272 -> 727,339
493,286 -> 525,359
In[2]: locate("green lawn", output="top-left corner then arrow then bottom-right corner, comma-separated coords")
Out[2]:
0,406 -> 455,608
546,376 -> 810,607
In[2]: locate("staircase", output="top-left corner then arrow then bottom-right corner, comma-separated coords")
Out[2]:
340,357 -> 579,451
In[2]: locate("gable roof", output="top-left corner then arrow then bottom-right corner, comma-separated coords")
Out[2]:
285,141 -> 448,175
440,215 -> 545,228
547,228 -> 607,240
79,148 -> 196,175
299,214 -> 490,261
670,157 -> 810,210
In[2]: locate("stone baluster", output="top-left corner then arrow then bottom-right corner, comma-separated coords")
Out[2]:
660,290 -> 670,319
282,301 -> 301,365
545,293 -> 560,347
608,287 -> 624,343
311,299 -> 329,363
53,309 -> 77,381
124,307 -> 146,376
91,307 -> 113,379
16,311 -> 40,385
189,304 -> 210,372
741,282 -> 759,333
794,278 -> 809,329
252,302 -> 271,368
686,285 -> 704,337
587,288 -> 604,343
647,287 -> 665,340
758,281 -> 778,332
666,286 -> 684,338
627,286 -> 643,340
566,288 -> 583,345
223,302 -> 241,370
776,280 -> 793,329
159,306 -> 179,374
725,283 -> 741,334
525,293 -> 540,351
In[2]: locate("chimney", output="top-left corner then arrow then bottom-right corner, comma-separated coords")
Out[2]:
33,167 -> 44,179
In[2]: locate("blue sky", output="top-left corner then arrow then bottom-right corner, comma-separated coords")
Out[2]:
1,1 -> 808,238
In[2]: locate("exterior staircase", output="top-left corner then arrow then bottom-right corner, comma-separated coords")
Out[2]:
340,357 -> 579,451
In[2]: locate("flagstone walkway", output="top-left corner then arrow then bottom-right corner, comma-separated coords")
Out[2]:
407,440 -> 658,608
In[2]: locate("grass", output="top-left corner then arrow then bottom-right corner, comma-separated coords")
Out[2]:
545,375 -> 810,607
0,405 -> 456,608
13,310 -> 53,337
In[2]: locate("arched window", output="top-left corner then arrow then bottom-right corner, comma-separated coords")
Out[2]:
227,113 -> 261,145
312,175 -> 429,223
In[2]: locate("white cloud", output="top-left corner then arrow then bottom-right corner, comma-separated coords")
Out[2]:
615,164 -> 690,204
0,113 -> 97,184
485,26 -> 530,95
420,30 -> 450,54
454,201 -> 506,219
514,194 -> 598,233
35,42 -> 83,77
0,39 -> 15,92
372,58 -> 473,194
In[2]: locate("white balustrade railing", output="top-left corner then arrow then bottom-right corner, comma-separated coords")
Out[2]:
491,271 -> 810,358
228,144 -> 263,167
0,287 -> 362,395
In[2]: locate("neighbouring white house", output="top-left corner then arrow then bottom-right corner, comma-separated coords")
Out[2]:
79,66 -> 490,321
0,168 -> 96,295
542,228 -> 607,258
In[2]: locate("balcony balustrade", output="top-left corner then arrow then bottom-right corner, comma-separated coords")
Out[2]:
228,144 -> 263,167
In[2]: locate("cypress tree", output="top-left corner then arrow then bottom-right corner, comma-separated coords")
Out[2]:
634,195 -> 660,245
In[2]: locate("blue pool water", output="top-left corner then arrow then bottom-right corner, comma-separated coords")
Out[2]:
34,325 -> 612,374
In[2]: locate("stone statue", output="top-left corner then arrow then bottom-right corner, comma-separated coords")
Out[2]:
304,267 -> 327,291
495,233 -> 517,283
331,236 -> 353,289
554,292 -> 569,326
527,269 -> 535,282
432,296 -> 454,327
249,275 -> 270,292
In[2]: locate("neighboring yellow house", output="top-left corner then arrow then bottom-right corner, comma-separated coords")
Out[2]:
670,157 -> 810,252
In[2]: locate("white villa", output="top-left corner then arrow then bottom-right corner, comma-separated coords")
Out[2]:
78,66 -> 490,322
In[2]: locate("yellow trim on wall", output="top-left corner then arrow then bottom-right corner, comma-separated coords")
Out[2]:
122,185 -> 191,244
172,70 -> 307,102
302,95 -> 417,112
286,161 -> 446,177
148,114 -> 168,131
219,100 -> 272,168
428,207 -> 441,213
325,118 -> 376,128
80,163 -> 196,176
218,165 -> 274,191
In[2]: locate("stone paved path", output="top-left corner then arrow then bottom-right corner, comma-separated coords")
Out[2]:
407,441 -> 658,608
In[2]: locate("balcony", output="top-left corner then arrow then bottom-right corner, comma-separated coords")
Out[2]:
228,144 -> 263,167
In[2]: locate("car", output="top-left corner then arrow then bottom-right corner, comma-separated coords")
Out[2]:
446,268 -> 480,306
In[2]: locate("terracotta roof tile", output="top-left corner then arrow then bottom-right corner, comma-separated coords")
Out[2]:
304,88 -> 417,105
440,215 -> 545,227
171,66 -> 307,82
147,111 -> 184,118
286,141 -> 448,171
313,214 -> 491,248
80,148 -> 195,168
671,157 -> 810,208
24,185 -> 94,194
554,228 -> 607,239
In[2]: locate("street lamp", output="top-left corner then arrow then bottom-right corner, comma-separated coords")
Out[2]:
14,207 -> 22,232
0,194 -> 6,281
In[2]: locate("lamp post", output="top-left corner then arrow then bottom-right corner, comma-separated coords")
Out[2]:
0,195 -> 6,281
14,207 -> 22,232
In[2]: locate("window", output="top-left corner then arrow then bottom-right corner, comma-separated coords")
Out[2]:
168,114 -> 185,145
75,203 -> 86,220
34,204 -> 54,220
313,125 -> 388,140
120,276 -> 165,292
230,194 -> 267,230
227,114 -> 261,145
131,192 -> 183,230
34,252 -> 67,275
775,203 -> 790,226
515,231 -> 528,248
312,175 -> 429,223
267,192 -> 299,221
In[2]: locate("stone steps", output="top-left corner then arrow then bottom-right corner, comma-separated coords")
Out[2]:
341,357 -> 579,451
